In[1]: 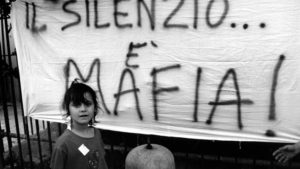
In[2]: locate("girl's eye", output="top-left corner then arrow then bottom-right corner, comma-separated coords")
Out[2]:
70,103 -> 81,108
70,100 -> 93,107
84,101 -> 93,106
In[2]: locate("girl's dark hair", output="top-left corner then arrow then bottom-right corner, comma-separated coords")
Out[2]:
62,80 -> 99,119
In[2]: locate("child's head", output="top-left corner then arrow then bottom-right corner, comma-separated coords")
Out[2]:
62,80 -> 99,124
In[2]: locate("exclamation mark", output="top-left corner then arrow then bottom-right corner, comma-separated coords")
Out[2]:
265,55 -> 285,137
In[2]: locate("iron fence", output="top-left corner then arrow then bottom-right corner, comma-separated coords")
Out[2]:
0,1 -> 300,169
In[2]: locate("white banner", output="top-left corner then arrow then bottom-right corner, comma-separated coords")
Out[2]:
12,0 -> 300,142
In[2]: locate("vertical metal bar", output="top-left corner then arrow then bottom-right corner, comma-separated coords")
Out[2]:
3,7 -> 24,168
13,37 -> 34,168
0,74 -> 14,169
29,118 -> 34,135
0,16 -> 14,169
270,160 -> 274,169
252,158 -> 256,168
47,122 -> 53,154
199,153 -> 204,169
0,32 -> 5,169
23,116 -> 33,169
234,143 -> 238,165
0,123 -> 5,169
58,123 -> 62,135
136,134 -> 140,146
122,133 -> 127,159
111,144 -> 115,169
35,120 -> 44,168
217,154 -> 221,161
42,121 -> 46,130
109,133 -> 115,169
185,152 -> 188,169
0,42 -> 6,169
0,17 -> 5,60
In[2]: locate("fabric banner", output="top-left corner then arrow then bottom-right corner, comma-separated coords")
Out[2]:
12,0 -> 300,142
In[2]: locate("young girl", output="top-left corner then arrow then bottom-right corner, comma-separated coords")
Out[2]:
50,81 -> 108,169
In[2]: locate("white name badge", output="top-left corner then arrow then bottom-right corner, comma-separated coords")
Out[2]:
78,144 -> 89,156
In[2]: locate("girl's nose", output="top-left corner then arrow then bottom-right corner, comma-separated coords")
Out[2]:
79,104 -> 87,111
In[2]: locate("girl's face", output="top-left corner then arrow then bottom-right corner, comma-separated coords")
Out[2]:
69,92 -> 95,127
